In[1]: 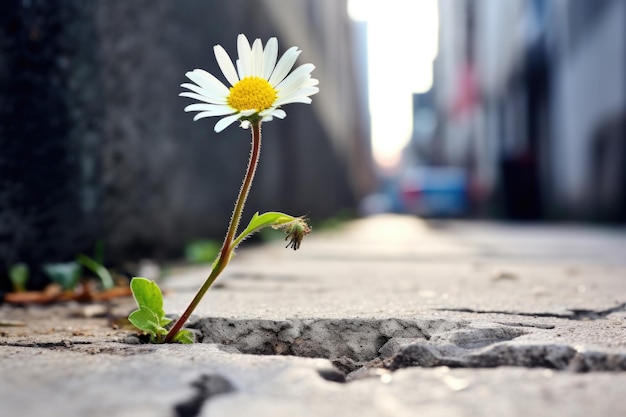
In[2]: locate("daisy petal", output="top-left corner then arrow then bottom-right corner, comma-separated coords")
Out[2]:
276,80 -> 316,104
180,83 -> 227,103
181,82 -> 211,96
269,47 -> 301,86
236,60 -> 244,79
237,34 -> 252,78
184,103 -> 221,112
303,78 -> 319,87
270,109 -> 286,119
194,111 -> 226,121
185,69 -> 229,99
184,103 -> 235,116
275,87 -> 319,106
180,91 -> 226,105
240,109 -> 256,116
262,38 -> 278,79
291,96 -> 313,104
289,86 -> 319,98
276,96 -> 312,106
276,64 -> 315,92
251,38 -> 263,77
214,45 -> 239,86
214,113 -> 242,133
261,115 -> 273,122
259,107 -> 286,119
278,81 -> 319,100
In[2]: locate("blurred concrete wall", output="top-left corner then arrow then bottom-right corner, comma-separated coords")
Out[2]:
0,1 -> 104,286
0,0 -> 374,286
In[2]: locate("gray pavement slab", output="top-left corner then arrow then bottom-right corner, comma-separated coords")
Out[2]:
2,215 -> 626,416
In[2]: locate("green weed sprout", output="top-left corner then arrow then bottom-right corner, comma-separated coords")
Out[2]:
43,262 -> 81,291
128,278 -> 194,343
76,253 -> 115,290
9,263 -> 29,292
41,249 -> 113,292
129,34 -> 318,343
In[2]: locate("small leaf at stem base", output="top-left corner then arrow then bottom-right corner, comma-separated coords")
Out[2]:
128,307 -> 164,336
172,329 -> 195,344
128,277 -> 189,344
130,277 -> 166,318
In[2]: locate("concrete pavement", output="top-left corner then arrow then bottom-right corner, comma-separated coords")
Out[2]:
2,215 -> 626,416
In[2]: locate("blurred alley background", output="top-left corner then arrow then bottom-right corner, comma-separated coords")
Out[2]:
1,0 -> 625,288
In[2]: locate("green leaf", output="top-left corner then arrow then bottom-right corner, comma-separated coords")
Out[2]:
172,329 -> 195,344
128,307 -> 164,336
128,277 -> 194,344
130,277 -> 166,319
77,254 -> 114,290
43,262 -> 81,291
159,316 -> 172,328
9,263 -> 29,292
233,212 -> 296,248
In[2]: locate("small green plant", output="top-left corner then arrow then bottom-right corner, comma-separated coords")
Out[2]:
128,34 -> 317,343
76,253 -> 115,290
43,262 -> 82,291
9,263 -> 29,292
128,277 -> 194,344
40,253 -> 114,292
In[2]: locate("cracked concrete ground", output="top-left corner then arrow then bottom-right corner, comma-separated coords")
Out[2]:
2,215 -> 626,416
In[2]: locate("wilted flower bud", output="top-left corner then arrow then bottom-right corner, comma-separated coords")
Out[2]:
275,217 -> 311,250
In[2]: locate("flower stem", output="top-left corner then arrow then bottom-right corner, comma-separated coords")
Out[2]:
165,121 -> 262,342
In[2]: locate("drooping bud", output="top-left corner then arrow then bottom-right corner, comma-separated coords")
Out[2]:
274,217 -> 312,250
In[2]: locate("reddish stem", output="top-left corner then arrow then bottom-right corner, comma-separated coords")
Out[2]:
165,121 -> 262,342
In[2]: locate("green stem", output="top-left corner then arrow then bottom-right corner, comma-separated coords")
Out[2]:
165,121 -> 262,342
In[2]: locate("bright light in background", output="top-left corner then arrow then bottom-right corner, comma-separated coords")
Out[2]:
348,0 -> 439,170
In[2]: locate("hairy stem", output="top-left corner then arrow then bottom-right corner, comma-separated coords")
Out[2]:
165,121 -> 262,342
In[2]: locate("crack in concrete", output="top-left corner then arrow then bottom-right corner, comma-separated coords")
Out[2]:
436,302 -> 626,320
317,368 -> 347,383
190,317 -> 459,367
0,340 -> 89,348
8,315 -> 619,378
190,316 -> 626,376
0,340 -> 155,355
173,374 -> 235,417
383,340 -> 626,372
191,317 -> 529,373
495,322 -> 556,329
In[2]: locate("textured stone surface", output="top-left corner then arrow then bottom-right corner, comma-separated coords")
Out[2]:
1,340 -> 626,417
1,216 -> 626,416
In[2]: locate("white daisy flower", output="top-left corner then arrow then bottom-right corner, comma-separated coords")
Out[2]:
180,34 -> 319,133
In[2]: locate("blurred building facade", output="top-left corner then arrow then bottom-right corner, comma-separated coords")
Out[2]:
0,0 -> 373,287
430,0 -> 626,221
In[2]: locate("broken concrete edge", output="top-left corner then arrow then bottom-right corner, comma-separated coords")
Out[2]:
185,316 -> 626,374
437,301 -> 626,321
3,312 -> 625,388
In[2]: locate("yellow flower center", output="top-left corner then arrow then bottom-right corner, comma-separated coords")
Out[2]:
227,76 -> 277,112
